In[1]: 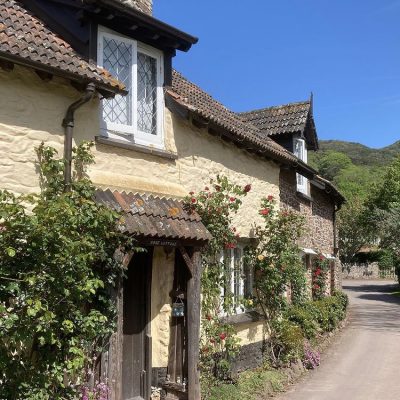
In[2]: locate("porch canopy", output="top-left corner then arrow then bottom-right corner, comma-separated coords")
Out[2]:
95,189 -> 209,400
94,189 -> 211,245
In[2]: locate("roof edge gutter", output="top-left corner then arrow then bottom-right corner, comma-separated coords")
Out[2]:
62,83 -> 96,192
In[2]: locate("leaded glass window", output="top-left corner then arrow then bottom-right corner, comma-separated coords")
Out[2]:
102,37 -> 132,125
98,28 -> 164,147
137,52 -> 157,135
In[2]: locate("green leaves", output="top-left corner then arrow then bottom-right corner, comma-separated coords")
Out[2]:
6,247 -> 16,257
0,143 -> 136,399
185,176 -> 249,384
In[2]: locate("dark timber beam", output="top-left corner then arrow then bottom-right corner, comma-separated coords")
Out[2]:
35,70 -> 53,82
0,60 -> 14,72
185,249 -> 202,400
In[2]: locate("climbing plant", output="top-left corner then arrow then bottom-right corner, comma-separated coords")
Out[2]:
245,196 -> 306,335
0,142 -> 136,400
185,176 -> 250,388
312,255 -> 330,300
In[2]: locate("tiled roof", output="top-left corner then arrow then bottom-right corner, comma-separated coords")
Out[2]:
94,189 -> 212,242
0,0 -> 125,94
168,70 -> 309,167
238,101 -> 311,137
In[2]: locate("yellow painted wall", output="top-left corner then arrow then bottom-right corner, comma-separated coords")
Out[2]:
0,65 -> 280,367
150,247 -> 175,367
235,322 -> 266,345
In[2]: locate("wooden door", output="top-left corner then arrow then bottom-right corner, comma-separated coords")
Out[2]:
122,250 -> 152,400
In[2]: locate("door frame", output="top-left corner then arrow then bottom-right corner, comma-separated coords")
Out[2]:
119,247 -> 153,400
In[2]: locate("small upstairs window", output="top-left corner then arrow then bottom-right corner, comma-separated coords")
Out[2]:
98,27 -> 164,148
294,137 -> 308,194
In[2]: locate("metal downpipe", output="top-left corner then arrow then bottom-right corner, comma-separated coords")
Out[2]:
62,82 -> 96,192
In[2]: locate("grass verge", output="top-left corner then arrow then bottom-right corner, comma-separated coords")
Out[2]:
208,366 -> 287,400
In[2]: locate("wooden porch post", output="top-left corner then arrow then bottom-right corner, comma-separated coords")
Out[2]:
185,248 -> 203,400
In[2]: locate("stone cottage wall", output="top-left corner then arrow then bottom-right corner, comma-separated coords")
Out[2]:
279,169 -> 341,292
279,169 -> 335,254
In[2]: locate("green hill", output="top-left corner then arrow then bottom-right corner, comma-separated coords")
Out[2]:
309,140 -> 400,200
314,140 -> 400,167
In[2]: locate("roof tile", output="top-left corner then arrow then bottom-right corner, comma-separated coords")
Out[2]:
0,0 -> 125,93
95,189 -> 211,242
169,70 -> 302,165
238,101 -> 311,136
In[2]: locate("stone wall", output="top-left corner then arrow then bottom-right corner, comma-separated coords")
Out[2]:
279,169 -> 335,255
342,263 -> 395,280
230,341 -> 265,377
118,0 -> 152,15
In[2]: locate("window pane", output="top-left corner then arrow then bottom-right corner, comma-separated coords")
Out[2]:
233,248 -> 242,306
223,249 -> 232,297
243,252 -> 254,299
137,52 -> 158,135
102,37 -> 132,125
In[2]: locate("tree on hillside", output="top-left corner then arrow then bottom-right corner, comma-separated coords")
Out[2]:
337,199 -> 370,263
335,165 -> 383,201
364,156 -> 400,279
317,151 -> 352,181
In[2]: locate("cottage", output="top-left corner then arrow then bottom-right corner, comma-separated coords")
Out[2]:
0,1 -> 344,399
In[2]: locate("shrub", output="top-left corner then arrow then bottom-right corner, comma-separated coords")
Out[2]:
0,143 -> 136,399
283,305 -> 320,339
271,319 -> 305,364
309,291 -> 348,332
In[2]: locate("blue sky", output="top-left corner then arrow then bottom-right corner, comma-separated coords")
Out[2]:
154,0 -> 400,149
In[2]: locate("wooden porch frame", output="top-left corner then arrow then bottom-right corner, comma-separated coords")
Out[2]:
178,246 -> 203,400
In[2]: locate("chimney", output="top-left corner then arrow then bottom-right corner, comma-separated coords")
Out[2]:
119,0 -> 153,15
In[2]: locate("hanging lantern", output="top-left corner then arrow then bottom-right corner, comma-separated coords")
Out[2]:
172,298 -> 185,317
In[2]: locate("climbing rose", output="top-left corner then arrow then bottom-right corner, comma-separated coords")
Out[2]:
230,197 -> 236,202
219,333 -> 227,340
260,208 -> 270,215
191,198 -> 196,204
267,195 -> 274,201
244,184 -> 251,193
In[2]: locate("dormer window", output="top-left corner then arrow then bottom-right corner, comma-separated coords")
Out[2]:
294,137 -> 308,194
98,27 -> 164,148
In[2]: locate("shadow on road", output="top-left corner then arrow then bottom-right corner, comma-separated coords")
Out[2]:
343,282 -> 399,294
343,281 -> 400,333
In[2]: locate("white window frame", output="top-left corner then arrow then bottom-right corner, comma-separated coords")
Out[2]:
97,26 -> 164,149
220,245 -> 245,315
294,137 -> 308,194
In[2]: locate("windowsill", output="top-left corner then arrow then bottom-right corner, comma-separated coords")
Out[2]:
221,310 -> 263,326
296,191 -> 313,203
95,136 -> 178,160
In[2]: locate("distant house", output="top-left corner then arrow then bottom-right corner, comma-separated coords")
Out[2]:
240,100 -> 344,295
0,1 -> 344,399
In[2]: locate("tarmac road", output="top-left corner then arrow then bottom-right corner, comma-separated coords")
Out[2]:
277,280 -> 400,400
